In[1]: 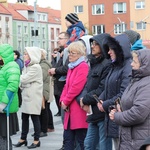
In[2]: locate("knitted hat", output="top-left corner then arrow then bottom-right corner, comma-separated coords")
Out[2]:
65,13 -> 79,24
124,30 -> 141,45
140,137 -> 150,150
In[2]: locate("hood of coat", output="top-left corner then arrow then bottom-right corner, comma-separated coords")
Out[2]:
25,47 -> 41,65
0,44 -> 14,66
79,35 -> 93,56
103,34 -> 131,66
133,49 -> 150,78
90,33 -> 111,56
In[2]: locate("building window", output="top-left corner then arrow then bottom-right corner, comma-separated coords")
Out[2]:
51,28 -> 54,40
38,14 -> 41,20
43,15 -> 46,21
51,41 -> 54,50
92,4 -> 104,15
18,25 -> 21,34
24,41 -> 27,47
136,22 -> 146,30
18,41 -> 21,50
92,25 -> 105,35
135,1 -> 145,9
42,27 -> 45,39
24,26 -> 27,34
114,23 -> 126,34
43,41 -> 45,49
56,28 -> 60,37
113,3 -> 126,14
74,5 -> 83,13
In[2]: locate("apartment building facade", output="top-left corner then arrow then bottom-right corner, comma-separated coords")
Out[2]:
0,0 -> 61,55
61,0 -> 150,47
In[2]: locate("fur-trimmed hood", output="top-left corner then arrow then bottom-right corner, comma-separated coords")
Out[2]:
103,34 -> 132,66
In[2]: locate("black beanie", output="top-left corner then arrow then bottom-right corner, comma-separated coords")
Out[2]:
65,13 -> 79,24
124,30 -> 141,45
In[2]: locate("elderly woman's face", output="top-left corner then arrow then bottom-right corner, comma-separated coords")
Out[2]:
68,49 -> 81,62
23,51 -> 30,62
131,53 -> 140,70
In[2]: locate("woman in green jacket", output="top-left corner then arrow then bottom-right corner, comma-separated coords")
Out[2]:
0,44 -> 20,150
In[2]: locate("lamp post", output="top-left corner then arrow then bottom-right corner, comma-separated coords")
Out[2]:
34,0 -> 38,46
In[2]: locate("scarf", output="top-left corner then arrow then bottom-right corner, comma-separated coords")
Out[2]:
25,60 -> 30,67
68,56 -> 85,69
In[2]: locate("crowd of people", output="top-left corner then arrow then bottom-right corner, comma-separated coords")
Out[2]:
0,12 -> 150,150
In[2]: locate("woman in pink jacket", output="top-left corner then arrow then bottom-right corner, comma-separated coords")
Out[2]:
60,41 -> 89,150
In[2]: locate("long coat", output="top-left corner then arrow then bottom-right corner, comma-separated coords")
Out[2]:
60,61 -> 89,130
20,47 -> 43,115
114,50 -> 150,150
99,34 -> 132,138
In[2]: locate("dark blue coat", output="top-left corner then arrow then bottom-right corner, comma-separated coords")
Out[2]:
99,34 -> 132,138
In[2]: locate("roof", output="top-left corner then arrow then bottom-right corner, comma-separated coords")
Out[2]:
0,3 -> 11,15
0,2 -> 61,24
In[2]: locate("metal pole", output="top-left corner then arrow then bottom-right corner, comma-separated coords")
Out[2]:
34,0 -> 38,46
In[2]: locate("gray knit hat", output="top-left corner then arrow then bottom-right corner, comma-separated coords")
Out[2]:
124,30 -> 141,45
65,13 -> 79,24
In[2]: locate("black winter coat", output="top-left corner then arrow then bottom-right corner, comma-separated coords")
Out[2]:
51,49 -> 69,96
99,34 -> 132,138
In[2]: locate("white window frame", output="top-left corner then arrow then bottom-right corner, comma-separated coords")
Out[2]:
92,4 -> 104,15
114,23 -> 126,34
113,3 -> 126,14
92,25 -> 105,35
74,5 -> 83,13
136,22 -> 146,30
135,1 -> 145,9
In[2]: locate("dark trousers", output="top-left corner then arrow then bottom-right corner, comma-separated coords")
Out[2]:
21,113 -> 40,141
39,101 -> 48,133
64,122 -> 87,150
54,95 -> 61,114
47,102 -> 54,129
0,136 -> 12,150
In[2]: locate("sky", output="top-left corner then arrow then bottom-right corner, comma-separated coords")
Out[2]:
7,0 -> 61,10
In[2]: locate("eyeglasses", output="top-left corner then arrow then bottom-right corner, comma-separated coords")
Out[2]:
68,51 -> 78,55
58,37 -> 68,40
91,41 -> 99,47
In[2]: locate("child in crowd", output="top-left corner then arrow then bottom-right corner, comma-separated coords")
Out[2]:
59,13 -> 86,81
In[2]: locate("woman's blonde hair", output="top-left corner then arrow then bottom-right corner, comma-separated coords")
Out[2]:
40,49 -> 47,59
68,41 -> 86,56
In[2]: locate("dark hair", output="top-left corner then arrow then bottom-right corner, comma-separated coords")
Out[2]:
14,50 -> 21,59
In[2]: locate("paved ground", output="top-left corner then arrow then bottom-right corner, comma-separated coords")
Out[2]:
11,100 -> 63,150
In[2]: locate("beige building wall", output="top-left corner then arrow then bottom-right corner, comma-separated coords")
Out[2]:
130,0 -> 150,41
61,0 -> 89,33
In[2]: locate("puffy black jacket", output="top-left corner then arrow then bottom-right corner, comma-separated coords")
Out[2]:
99,34 -> 132,138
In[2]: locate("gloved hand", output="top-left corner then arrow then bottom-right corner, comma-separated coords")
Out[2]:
0,103 -> 7,113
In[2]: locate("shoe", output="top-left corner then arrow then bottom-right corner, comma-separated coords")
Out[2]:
40,132 -> 47,137
47,128 -> 55,132
58,76 -> 66,82
27,141 -> 40,149
13,140 -> 28,147
54,112 -> 61,116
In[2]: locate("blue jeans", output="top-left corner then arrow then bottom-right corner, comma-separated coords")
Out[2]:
84,121 -> 112,150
